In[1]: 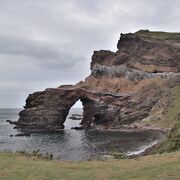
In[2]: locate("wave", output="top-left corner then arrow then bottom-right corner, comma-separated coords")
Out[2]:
126,140 -> 158,156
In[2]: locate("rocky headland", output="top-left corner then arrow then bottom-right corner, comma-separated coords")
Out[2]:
14,30 -> 180,135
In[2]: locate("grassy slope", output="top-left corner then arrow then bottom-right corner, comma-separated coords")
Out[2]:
135,30 -> 180,40
143,86 -> 180,129
0,152 -> 180,180
157,87 -> 180,128
155,87 -> 180,153
156,118 -> 180,153
142,86 -> 180,153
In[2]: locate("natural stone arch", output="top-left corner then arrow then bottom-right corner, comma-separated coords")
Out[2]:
63,97 -> 96,129
16,87 -> 105,131
54,89 -> 99,128
15,86 -> 137,132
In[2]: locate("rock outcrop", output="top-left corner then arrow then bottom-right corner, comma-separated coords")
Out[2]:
15,30 -> 180,131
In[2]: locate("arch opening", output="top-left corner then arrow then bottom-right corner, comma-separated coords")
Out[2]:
64,100 -> 83,129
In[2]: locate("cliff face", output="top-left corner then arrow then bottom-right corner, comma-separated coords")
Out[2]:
15,30 -> 180,131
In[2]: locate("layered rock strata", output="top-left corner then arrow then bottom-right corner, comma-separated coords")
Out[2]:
15,30 -> 180,131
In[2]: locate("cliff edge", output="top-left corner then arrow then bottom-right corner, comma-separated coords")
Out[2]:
14,30 -> 180,134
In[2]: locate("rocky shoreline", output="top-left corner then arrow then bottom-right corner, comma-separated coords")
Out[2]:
7,31 -> 179,159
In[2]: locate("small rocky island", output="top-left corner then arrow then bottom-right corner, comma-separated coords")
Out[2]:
14,30 -> 180,132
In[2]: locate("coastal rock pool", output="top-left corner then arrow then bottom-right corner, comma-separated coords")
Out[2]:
0,108 -> 164,161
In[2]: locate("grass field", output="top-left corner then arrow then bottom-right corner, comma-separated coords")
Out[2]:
135,30 -> 180,40
0,151 -> 180,180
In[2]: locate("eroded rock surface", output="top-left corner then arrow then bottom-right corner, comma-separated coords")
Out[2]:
15,30 -> 180,131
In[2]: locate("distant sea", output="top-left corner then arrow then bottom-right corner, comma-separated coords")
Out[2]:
0,108 -> 163,161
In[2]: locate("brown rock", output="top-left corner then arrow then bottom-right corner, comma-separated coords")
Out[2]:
15,30 -> 180,131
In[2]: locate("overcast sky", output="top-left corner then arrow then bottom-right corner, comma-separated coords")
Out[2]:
0,0 -> 179,108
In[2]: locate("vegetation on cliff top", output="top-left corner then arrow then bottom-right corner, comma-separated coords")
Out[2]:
0,151 -> 180,180
135,29 -> 180,40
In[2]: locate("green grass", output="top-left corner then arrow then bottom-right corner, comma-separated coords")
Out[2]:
152,86 -> 180,128
142,86 -> 180,129
141,86 -> 180,153
135,30 -> 180,40
155,110 -> 180,153
144,86 -> 180,153
0,151 -> 180,180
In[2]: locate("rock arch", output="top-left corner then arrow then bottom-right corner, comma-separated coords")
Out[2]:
13,31 -> 180,132
15,81 -> 167,132
16,86 -> 108,131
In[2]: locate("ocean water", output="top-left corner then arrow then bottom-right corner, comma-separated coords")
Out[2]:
0,108 -> 164,161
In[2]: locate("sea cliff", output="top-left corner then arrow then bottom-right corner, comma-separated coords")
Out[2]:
14,30 -> 180,134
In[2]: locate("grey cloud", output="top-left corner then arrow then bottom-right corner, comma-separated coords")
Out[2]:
0,0 -> 179,107
0,33 -> 85,72
0,34 -> 60,59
